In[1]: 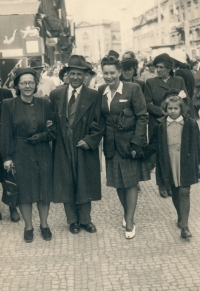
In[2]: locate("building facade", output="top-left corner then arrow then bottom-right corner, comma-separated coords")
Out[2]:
131,0 -> 200,59
74,20 -> 121,63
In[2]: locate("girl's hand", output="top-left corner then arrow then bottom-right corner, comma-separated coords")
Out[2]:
4,160 -> 13,172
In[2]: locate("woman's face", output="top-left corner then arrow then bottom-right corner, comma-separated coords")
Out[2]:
167,101 -> 181,120
121,67 -> 135,81
102,65 -> 121,86
156,62 -> 170,79
63,72 -> 69,84
18,74 -> 36,98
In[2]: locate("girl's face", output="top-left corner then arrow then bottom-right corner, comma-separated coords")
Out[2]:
167,101 -> 181,120
102,65 -> 121,87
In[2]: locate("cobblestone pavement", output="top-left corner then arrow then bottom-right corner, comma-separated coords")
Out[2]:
0,165 -> 200,291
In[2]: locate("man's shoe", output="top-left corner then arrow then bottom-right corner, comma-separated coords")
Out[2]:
80,222 -> 97,233
158,186 -> 168,198
9,207 -> 20,222
69,222 -> 80,234
40,225 -> 52,241
181,227 -> 192,239
24,228 -> 34,243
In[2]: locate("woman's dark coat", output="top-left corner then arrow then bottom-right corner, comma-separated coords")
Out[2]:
144,76 -> 193,138
1,97 -> 57,204
98,82 -> 148,159
175,67 -> 195,100
143,115 -> 200,189
0,88 -> 13,182
50,84 -> 104,204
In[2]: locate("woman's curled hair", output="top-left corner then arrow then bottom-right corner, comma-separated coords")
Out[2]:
101,56 -> 121,71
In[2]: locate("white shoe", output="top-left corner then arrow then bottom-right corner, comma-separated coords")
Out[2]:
122,218 -> 126,228
125,224 -> 136,239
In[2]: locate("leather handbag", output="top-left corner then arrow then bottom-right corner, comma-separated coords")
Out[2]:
118,108 -> 136,131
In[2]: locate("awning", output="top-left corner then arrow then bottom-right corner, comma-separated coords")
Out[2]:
0,2 -> 40,15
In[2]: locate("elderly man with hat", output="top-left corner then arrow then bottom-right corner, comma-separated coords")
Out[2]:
50,55 -> 104,234
141,60 -> 157,82
144,53 -> 191,198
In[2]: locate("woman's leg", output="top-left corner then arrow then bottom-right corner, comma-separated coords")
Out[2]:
125,186 -> 138,231
179,186 -> 190,228
37,201 -> 50,228
19,204 -> 33,230
171,185 -> 181,225
117,188 -> 127,219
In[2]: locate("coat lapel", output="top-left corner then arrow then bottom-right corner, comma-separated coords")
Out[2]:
73,85 -> 93,127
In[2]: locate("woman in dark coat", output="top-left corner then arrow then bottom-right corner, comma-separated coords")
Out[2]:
144,53 -> 192,198
1,68 -> 57,243
99,56 -> 150,239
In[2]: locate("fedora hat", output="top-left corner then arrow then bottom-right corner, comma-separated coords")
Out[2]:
86,62 -> 96,76
66,55 -> 88,71
29,59 -> 44,70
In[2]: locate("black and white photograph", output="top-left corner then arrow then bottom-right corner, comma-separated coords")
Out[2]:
0,0 -> 200,290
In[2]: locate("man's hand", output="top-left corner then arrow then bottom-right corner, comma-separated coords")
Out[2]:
76,140 -> 89,150
4,160 -> 13,172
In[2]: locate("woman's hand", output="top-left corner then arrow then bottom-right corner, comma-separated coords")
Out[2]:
76,140 -> 90,150
4,160 -> 13,172
131,144 -> 144,159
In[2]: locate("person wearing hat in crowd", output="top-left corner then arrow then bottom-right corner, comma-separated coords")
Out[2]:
58,66 -> 69,87
1,68 -> 57,243
141,60 -> 157,82
191,60 -> 200,119
51,68 -> 63,87
50,54 -> 104,235
108,50 -> 119,59
144,53 -> 192,198
120,58 -> 145,93
0,87 -> 20,222
170,49 -> 195,107
30,60 -> 56,99
143,88 -> 200,239
84,62 -> 96,89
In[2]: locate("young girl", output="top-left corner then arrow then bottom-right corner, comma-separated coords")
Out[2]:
143,89 -> 200,239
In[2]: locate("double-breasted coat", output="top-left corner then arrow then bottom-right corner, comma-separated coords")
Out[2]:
144,76 -> 193,138
143,115 -> 200,189
50,84 -> 104,204
0,88 -> 13,182
1,97 -> 57,204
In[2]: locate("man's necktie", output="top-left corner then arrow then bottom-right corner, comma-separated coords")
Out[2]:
68,89 -> 76,115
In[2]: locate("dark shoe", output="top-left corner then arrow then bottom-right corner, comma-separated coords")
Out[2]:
69,222 -> 80,234
80,222 -> 97,233
9,207 -> 20,223
181,227 -> 192,239
24,228 -> 34,243
0,212 -> 2,220
158,186 -> 168,198
40,225 -> 52,241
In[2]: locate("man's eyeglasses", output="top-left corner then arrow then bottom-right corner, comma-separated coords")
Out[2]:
19,81 -> 35,87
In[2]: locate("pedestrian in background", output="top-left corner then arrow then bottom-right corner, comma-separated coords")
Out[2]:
1,68 -> 57,243
191,60 -> 200,119
0,87 -> 20,222
140,60 -> 157,82
143,89 -> 200,239
84,62 -> 96,89
99,56 -> 150,239
58,66 -> 69,87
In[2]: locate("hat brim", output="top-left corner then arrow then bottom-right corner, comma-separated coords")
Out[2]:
66,65 -> 88,71
32,66 -> 44,70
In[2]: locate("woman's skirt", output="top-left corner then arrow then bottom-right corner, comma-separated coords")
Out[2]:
106,149 -> 150,188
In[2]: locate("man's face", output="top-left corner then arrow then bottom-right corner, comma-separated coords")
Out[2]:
148,65 -> 155,73
68,68 -> 86,88
35,68 -> 43,79
84,72 -> 93,87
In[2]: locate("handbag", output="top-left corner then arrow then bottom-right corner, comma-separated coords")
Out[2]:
118,108 -> 136,131
4,166 -> 18,208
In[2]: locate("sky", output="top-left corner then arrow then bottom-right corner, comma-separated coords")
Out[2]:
65,0 -> 156,24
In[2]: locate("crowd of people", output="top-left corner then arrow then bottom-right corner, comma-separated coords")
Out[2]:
0,48 -> 199,243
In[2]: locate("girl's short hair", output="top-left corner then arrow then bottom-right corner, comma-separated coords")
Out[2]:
162,95 -> 187,114
101,56 -> 121,71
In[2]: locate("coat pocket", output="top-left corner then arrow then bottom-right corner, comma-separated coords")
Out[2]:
118,108 -> 136,131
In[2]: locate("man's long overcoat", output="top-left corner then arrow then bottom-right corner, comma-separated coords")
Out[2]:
50,84 -> 104,204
